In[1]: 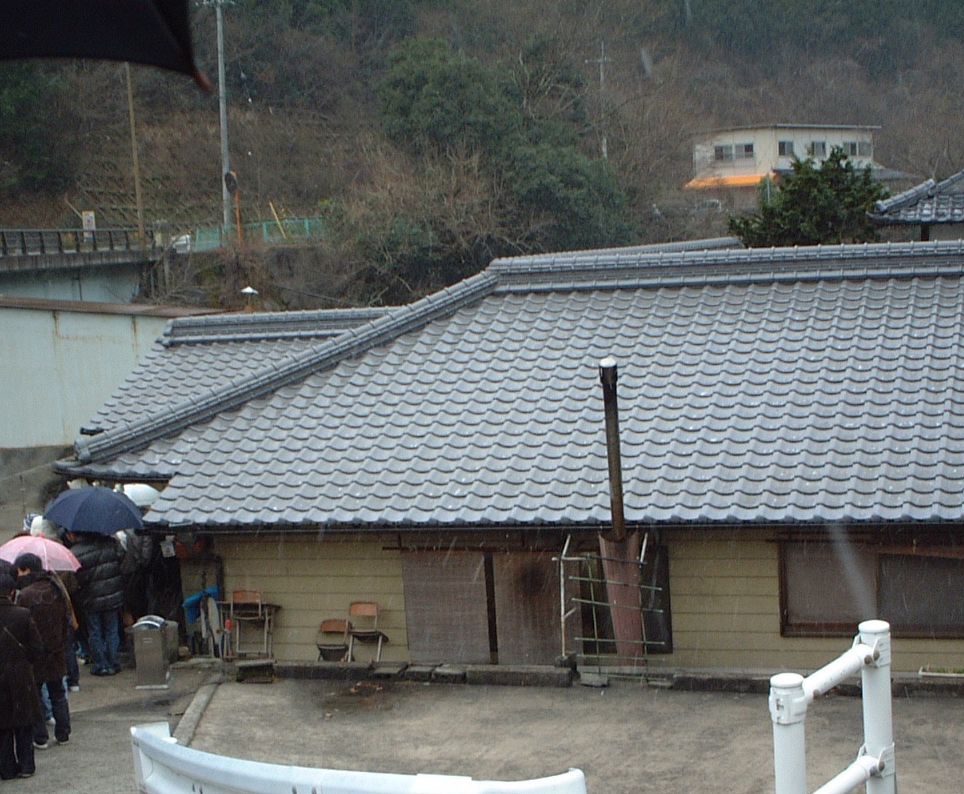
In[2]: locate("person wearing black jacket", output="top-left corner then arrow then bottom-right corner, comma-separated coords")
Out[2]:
68,532 -> 126,676
0,572 -> 43,779
14,554 -> 71,748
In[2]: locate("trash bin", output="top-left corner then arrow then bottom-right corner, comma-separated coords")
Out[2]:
133,615 -> 171,689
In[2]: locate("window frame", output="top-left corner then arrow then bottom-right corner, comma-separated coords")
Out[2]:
807,141 -> 827,158
779,539 -> 964,639
778,140 -> 795,157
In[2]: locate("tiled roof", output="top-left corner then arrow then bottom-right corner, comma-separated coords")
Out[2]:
870,169 -> 964,224
58,240 -> 964,529
82,307 -> 390,434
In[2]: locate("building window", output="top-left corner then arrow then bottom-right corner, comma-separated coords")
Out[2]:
781,541 -> 964,638
857,141 -> 873,157
807,141 -> 827,157
778,140 -> 795,157
842,141 -> 859,156
714,143 -> 754,162
714,144 -> 734,162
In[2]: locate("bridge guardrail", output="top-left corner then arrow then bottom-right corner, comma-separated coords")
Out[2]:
0,228 -> 157,257
131,722 -> 588,794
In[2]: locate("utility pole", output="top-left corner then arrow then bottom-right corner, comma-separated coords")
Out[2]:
585,40 -> 610,160
124,62 -> 146,247
204,0 -> 233,238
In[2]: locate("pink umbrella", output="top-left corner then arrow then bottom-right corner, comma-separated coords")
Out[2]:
0,535 -> 81,572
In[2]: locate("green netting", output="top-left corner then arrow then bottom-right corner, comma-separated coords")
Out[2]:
190,218 -> 325,251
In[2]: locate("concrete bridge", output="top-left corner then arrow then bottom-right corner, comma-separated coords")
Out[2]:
0,227 -> 161,302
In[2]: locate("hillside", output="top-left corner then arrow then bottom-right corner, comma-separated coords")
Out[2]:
3,1 -> 963,307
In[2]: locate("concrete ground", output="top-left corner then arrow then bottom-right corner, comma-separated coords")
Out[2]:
11,664 -> 964,793
190,675 -> 963,794
9,663 -> 209,794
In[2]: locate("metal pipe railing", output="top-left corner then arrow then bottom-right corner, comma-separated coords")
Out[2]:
769,620 -> 896,794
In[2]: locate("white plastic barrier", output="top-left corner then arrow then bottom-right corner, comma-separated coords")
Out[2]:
769,619 -> 896,794
131,723 -> 587,794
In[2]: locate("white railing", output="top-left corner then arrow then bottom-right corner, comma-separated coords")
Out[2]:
131,723 -> 587,794
769,620 -> 896,794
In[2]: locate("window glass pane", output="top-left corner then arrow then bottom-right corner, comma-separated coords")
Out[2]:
858,141 -> 872,157
879,555 -> 964,631
641,545 -> 672,653
809,141 -> 827,157
784,542 -> 876,625
779,141 -> 794,156
714,144 -> 734,161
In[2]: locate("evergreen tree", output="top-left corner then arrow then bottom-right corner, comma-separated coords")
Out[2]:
728,148 -> 888,247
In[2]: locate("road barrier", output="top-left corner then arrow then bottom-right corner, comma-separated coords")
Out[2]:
769,620 -> 896,794
131,722 -> 587,794
0,227 -> 156,256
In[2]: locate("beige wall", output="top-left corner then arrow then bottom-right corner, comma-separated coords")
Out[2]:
651,531 -> 964,675
209,531 -> 963,674
214,535 -> 407,663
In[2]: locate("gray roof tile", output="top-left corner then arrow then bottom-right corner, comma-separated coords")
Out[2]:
870,169 -> 964,225
56,240 -> 964,529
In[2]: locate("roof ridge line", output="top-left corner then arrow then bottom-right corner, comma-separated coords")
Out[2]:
163,307 -> 391,345
75,272 -> 498,464
873,179 -> 937,212
489,240 -> 964,285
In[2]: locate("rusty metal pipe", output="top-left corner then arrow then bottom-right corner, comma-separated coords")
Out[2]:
598,356 -> 626,542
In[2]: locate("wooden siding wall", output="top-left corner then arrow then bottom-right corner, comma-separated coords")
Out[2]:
656,531 -> 964,674
208,532 -> 963,673
213,535 -> 407,663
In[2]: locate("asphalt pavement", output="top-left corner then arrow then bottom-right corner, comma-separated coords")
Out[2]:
11,663 -> 964,793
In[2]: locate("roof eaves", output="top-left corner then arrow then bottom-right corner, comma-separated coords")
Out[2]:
74,271 -> 499,465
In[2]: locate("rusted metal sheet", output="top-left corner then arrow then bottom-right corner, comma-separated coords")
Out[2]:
400,551 -> 490,664
492,552 -> 561,665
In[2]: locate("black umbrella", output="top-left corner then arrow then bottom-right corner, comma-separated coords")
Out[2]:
0,0 -> 211,90
44,486 -> 144,536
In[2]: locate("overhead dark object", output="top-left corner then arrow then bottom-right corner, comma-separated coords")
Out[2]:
45,486 -> 144,536
1,0 -> 211,90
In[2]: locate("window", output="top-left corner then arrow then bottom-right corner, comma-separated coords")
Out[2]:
842,141 -> 859,156
857,140 -> 873,157
714,143 -> 753,162
807,141 -> 827,157
781,541 -> 964,638
714,144 -> 734,162
778,140 -> 795,157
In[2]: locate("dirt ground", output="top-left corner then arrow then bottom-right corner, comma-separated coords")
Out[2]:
190,678 -> 964,793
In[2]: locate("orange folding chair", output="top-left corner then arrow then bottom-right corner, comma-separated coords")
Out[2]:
316,618 -> 352,662
347,601 -> 389,662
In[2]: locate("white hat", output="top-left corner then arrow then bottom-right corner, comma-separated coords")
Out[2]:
29,515 -> 59,539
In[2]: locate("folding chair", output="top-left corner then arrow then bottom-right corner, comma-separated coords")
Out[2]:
347,601 -> 389,662
316,618 -> 352,661
229,590 -> 273,657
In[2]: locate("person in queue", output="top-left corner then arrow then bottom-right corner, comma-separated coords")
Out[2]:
14,553 -> 71,748
0,572 -> 43,779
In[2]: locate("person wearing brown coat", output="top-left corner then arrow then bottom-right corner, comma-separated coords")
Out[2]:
15,554 -> 71,748
0,572 -> 43,779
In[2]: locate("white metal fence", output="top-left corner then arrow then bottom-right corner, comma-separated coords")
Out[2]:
131,723 -> 587,794
769,619 -> 896,794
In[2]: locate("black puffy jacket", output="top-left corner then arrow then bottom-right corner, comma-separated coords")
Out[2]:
71,535 -> 126,613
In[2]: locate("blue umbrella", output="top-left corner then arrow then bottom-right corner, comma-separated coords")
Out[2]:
44,486 -> 144,536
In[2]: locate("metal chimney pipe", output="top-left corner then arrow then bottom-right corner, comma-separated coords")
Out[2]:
598,356 -> 626,542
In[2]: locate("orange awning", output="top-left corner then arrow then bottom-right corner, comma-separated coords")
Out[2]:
684,173 -> 773,189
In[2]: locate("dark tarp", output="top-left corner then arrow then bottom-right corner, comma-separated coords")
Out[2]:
1,0 -> 209,88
